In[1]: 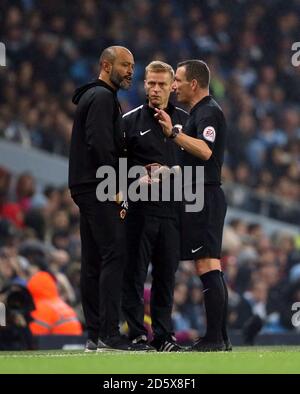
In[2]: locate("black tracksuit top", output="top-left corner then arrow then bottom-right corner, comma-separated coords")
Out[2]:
123,102 -> 188,217
68,80 -> 125,196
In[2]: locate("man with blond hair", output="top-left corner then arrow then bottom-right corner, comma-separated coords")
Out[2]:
122,61 -> 188,352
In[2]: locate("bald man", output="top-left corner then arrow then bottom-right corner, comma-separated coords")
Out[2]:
69,46 -> 146,351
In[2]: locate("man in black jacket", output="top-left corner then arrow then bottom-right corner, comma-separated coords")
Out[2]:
122,61 -> 188,351
69,46 -> 145,351
155,60 -> 230,352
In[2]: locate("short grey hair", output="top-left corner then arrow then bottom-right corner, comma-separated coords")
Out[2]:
99,46 -> 132,68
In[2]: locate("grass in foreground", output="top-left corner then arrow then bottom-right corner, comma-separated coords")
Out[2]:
0,347 -> 299,374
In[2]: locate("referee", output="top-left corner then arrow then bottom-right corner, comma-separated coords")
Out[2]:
68,46 -> 143,351
122,61 -> 188,351
155,60 -> 231,352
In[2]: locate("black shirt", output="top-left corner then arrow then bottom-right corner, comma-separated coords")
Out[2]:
68,80 -> 125,196
181,95 -> 226,185
123,102 -> 188,217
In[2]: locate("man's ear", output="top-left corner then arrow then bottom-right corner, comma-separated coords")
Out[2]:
191,79 -> 198,91
102,59 -> 112,74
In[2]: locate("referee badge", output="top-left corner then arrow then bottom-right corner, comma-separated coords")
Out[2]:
203,126 -> 216,142
120,209 -> 127,220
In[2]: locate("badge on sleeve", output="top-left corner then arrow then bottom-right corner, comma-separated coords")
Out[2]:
203,126 -> 216,143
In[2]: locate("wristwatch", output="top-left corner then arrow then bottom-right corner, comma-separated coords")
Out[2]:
169,124 -> 182,139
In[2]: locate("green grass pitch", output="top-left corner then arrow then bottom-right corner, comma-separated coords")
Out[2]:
0,347 -> 299,374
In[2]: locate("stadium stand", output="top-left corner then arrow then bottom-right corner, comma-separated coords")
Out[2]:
0,0 -> 300,348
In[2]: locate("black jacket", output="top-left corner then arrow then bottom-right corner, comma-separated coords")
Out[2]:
123,102 -> 188,217
68,80 -> 125,196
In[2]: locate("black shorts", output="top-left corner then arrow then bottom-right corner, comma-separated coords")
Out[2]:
180,186 -> 227,260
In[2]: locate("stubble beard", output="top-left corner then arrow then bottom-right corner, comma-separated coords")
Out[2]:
110,69 -> 131,91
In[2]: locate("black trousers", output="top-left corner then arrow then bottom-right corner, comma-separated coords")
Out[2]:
122,212 -> 180,341
73,193 -> 126,341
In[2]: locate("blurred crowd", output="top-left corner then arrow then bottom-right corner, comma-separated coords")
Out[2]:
0,0 -> 300,221
1,168 -> 300,348
1,0 -> 300,346
173,219 -> 300,343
